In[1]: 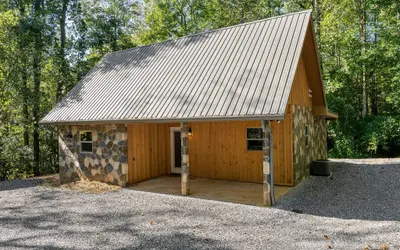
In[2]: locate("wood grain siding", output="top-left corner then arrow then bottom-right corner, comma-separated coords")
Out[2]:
298,21 -> 326,107
127,123 -> 178,183
288,55 -> 312,107
127,119 -> 293,186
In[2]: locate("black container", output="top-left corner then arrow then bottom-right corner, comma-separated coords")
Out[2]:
310,160 -> 331,176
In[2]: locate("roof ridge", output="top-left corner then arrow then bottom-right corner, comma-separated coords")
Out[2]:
107,9 -> 312,56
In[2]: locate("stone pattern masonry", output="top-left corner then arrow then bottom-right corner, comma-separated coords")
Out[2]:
292,105 -> 328,185
59,124 -> 128,186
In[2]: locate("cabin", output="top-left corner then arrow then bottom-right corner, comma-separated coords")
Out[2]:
40,10 -> 337,206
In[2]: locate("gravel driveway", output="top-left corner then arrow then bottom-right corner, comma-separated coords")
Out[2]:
1,159 -> 399,249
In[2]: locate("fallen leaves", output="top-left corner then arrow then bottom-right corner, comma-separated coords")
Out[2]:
38,174 -> 121,193
61,180 -> 121,194
364,243 -> 390,250
324,235 -> 333,249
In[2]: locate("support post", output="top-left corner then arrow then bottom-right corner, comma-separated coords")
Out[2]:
262,120 -> 275,206
180,122 -> 190,195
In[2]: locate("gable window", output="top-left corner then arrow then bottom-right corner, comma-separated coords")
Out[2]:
80,131 -> 93,153
305,126 -> 309,147
247,128 -> 263,151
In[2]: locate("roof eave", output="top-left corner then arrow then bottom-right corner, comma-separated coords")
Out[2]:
308,16 -> 329,108
39,114 -> 285,126
313,106 -> 338,120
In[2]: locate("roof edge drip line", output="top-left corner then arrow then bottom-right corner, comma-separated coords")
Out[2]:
40,115 -> 285,125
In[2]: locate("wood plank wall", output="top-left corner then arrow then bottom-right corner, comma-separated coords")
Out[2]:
127,118 -> 293,185
288,55 -> 312,107
127,123 -> 178,183
188,118 -> 293,185
295,21 -> 324,107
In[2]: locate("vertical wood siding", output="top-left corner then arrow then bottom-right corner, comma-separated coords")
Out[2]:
288,55 -> 313,107
127,123 -> 178,183
127,118 -> 293,186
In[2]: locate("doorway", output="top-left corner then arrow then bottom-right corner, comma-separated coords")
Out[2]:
170,127 -> 181,174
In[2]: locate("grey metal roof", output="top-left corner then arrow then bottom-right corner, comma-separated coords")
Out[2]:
41,10 -> 312,124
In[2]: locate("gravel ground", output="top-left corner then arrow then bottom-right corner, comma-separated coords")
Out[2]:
0,159 -> 399,249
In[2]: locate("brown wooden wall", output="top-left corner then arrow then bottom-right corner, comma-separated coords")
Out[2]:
127,123 -> 177,183
288,54 -> 313,107
127,117 -> 293,186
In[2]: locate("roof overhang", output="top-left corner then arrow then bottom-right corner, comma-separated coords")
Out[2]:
313,106 -> 338,120
39,114 -> 285,126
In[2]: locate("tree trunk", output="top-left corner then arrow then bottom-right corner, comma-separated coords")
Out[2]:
371,14 -> 378,116
18,1 -> 30,147
56,0 -> 69,101
313,0 -> 323,72
22,68 -> 30,146
360,0 -> 368,117
33,0 -> 42,176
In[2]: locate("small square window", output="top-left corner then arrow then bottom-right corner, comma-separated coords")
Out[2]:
80,131 -> 93,153
247,128 -> 263,151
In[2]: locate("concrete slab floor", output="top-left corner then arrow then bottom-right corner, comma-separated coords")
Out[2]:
128,175 -> 292,206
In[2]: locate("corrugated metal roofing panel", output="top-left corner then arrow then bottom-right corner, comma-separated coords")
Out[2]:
41,10 -> 312,124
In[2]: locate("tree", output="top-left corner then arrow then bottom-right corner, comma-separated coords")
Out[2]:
82,0 -> 141,55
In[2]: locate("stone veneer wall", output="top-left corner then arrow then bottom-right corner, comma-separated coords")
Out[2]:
59,124 -> 128,186
292,105 -> 328,184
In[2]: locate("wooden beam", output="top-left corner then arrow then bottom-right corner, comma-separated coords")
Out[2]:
313,106 -> 338,119
181,122 -> 190,195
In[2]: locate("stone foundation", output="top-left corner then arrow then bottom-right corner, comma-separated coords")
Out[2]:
59,124 -> 128,186
292,105 -> 328,184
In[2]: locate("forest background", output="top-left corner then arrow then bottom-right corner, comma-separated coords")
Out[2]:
0,0 -> 399,180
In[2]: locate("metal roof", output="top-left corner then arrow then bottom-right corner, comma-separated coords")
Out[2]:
41,10 -> 312,124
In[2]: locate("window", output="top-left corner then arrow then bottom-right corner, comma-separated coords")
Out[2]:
247,128 -> 263,151
80,131 -> 93,153
305,126 -> 309,147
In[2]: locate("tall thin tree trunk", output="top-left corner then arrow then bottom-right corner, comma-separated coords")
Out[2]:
22,69 -> 30,146
313,0 -> 323,72
56,0 -> 69,101
371,15 -> 378,115
33,0 -> 42,176
18,1 -> 30,147
360,0 -> 368,117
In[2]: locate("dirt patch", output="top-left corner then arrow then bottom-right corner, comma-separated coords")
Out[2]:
61,180 -> 121,194
40,174 -> 61,187
39,175 -> 121,194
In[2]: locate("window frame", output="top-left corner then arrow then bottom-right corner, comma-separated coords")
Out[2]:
246,127 -> 263,151
79,131 -> 93,153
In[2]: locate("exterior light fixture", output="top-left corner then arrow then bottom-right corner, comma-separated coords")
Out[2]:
188,127 -> 192,136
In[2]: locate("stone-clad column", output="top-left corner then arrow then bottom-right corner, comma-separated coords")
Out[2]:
181,122 -> 190,195
262,120 -> 272,206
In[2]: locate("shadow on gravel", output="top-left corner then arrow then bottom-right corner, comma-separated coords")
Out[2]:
117,232 -> 231,250
277,160 -> 400,221
0,179 -> 44,191
0,189 -> 231,249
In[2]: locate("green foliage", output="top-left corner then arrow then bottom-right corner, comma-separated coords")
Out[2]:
0,0 -> 399,181
361,116 -> 400,157
328,116 -> 400,158
137,0 -> 283,45
82,0 -> 141,54
0,128 -> 34,181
